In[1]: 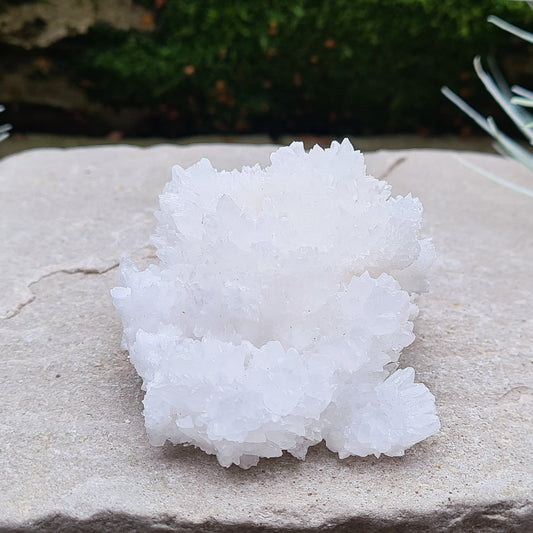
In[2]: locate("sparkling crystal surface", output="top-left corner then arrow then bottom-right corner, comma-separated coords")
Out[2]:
111,139 -> 440,468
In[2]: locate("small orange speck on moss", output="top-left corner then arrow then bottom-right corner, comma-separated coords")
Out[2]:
184,65 -> 195,75
108,131 -> 123,142
155,0 -> 167,9
141,13 -> 155,30
269,20 -> 278,36
293,73 -> 302,86
310,55 -> 319,64
324,38 -> 336,49
216,80 -> 226,91
267,48 -> 278,57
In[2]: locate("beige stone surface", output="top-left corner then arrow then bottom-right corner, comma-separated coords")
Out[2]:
0,144 -> 532,531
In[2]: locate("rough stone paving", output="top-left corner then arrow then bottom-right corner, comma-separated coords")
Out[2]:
0,144 -> 531,530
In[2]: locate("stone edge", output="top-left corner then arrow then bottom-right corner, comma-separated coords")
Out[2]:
1,501 -> 531,532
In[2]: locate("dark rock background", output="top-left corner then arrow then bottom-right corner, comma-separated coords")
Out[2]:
0,0 -> 153,135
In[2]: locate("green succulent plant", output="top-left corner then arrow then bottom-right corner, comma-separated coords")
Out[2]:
442,0 -> 533,197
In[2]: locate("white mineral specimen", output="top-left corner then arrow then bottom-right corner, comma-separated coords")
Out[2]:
111,139 -> 440,468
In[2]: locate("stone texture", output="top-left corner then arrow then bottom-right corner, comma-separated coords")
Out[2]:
278,134 -> 497,154
0,1 -> 151,49
0,144 -> 532,531
0,1 -> 155,136
0,134 -> 495,161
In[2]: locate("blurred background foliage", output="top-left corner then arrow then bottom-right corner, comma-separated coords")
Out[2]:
1,0 -> 533,138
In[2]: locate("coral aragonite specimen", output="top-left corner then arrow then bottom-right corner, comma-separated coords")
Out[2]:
111,139 -> 440,469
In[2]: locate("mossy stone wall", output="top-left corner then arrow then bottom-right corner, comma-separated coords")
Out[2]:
1,0 -> 533,136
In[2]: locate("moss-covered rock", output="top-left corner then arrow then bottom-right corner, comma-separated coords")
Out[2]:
1,0 -> 533,136
0,0 -> 152,48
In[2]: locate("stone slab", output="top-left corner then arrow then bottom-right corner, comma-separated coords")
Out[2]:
0,144 -> 532,531
0,134 -> 496,161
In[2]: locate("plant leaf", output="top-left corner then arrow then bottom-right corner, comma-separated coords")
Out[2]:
512,85 -> 533,100
441,86 -> 492,134
474,56 -> 533,143
453,154 -> 533,198
510,96 -> 533,107
487,15 -> 533,43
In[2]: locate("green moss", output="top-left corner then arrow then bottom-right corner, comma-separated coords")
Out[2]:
70,0 -> 533,135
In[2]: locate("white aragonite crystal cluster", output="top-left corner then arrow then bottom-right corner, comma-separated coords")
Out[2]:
111,139 -> 440,469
